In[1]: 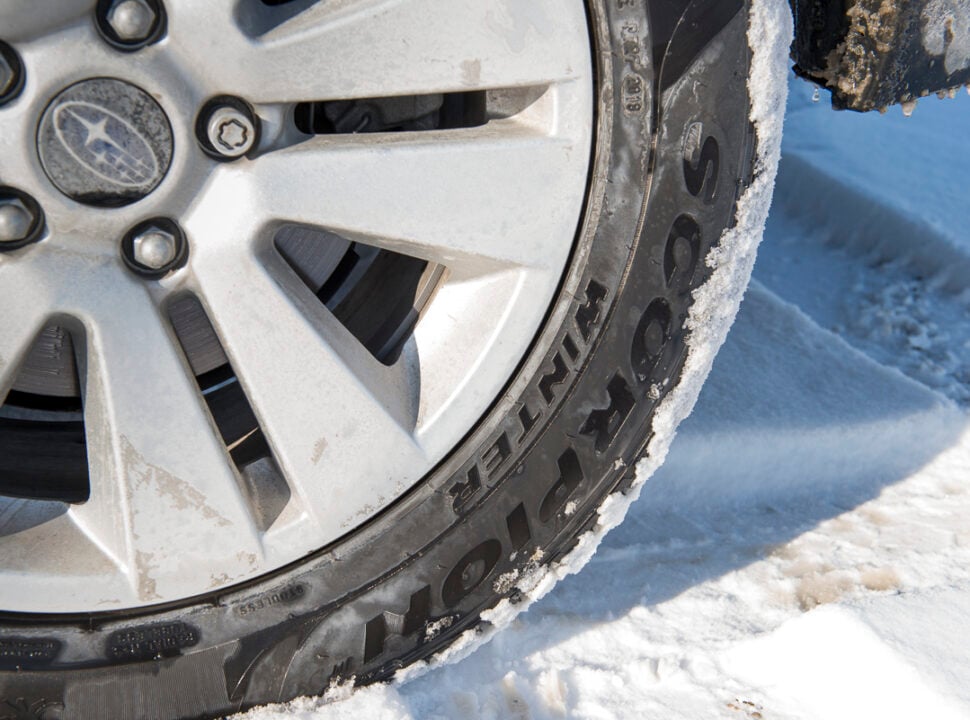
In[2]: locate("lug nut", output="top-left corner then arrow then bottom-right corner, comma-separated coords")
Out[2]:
108,0 -> 156,41
97,0 -> 164,50
134,228 -> 177,269
0,41 -> 25,106
197,98 -> 260,160
122,218 -> 187,278
208,108 -> 255,156
0,188 -> 44,251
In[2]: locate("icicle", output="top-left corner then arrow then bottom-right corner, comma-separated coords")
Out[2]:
901,99 -> 917,117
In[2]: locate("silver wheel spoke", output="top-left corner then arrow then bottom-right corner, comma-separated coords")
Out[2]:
187,222 -> 428,530
169,0 -> 585,102
0,259 -> 52,401
0,0 -> 94,41
68,263 -> 264,601
0,103 -> 36,200
248,122 -> 583,273
408,264 -> 553,445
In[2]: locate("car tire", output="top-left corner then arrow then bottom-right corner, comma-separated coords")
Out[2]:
0,0 -> 780,717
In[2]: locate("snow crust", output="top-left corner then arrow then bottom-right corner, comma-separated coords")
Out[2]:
243,2 -> 970,718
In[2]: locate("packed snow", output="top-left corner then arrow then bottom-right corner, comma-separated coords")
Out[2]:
241,6 -> 970,720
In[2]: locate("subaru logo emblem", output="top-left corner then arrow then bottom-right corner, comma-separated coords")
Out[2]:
38,78 -> 173,207
53,101 -> 159,189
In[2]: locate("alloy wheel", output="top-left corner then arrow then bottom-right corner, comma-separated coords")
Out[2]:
0,0 -> 594,612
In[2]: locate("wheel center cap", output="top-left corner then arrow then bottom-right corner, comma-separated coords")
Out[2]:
37,78 -> 173,207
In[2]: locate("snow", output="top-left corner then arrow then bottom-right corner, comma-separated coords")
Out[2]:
760,81 -> 970,404
241,5 -> 970,719
921,0 -> 970,75
776,79 -> 970,291
727,603 -> 968,720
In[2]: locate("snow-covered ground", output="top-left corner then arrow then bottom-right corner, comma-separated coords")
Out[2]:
241,51 -> 970,720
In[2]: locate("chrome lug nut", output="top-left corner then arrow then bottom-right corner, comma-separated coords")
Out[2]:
108,0 -> 156,41
0,189 -> 44,251
0,41 -> 25,106
134,228 -> 177,269
122,218 -> 187,278
198,98 -> 260,160
97,0 -> 163,49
